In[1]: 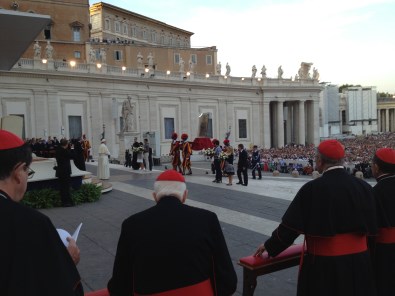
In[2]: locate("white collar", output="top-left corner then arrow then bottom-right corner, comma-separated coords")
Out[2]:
323,165 -> 344,174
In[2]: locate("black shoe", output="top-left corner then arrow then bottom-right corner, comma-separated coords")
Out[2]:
252,177 -> 256,179
242,184 -> 248,186
236,182 -> 242,185
258,177 -> 262,180
213,179 -> 218,182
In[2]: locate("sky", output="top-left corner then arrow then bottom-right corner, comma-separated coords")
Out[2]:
90,0 -> 395,93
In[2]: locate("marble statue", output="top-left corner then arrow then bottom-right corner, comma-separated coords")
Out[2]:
188,58 -> 194,72
298,62 -> 313,79
33,41 -> 41,59
179,57 -> 185,72
89,47 -> 96,63
225,63 -> 231,76
312,67 -> 320,80
147,52 -> 154,69
99,48 -> 106,64
137,52 -> 143,68
277,65 -> 283,79
45,41 -> 54,59
121,96 -> 134,132
216,62 -> 222,75
251,65 -> 257,78
261,65 -> 267,77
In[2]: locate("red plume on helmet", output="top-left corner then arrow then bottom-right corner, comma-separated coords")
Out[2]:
171,132 -> 178,140
223,139 -> 230,145
181,133 -> 188,140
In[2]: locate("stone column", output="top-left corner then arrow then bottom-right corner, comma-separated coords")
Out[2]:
286,102 -> 293,144
298,100 -> 305,146
377,109 -> 381,132
46,91 -> 61,138
263,101 -> 271,148
385,108 -> 390,132
180,97 -> 190,135
89,92 -> 104,159
277,101 -> 284,148
32,90 -> 49,138
312,100 -> 320,146
252,101 -> 261,145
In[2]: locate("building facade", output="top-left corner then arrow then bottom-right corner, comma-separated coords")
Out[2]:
377,97 -> 395,133
0,0 -> 323,160
340,86 -> 378,136
319,84 -> 341,138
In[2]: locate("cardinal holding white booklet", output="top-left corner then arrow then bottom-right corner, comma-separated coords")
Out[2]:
0,129 -> 83,296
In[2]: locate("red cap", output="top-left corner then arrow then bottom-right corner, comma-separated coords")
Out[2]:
171,132 -> 178,140
376,148 -> 395,165
181,133 -> 188,140
0,130 -> 24,150
156,170 -> 185,182
318,139 -> 345,159
223,139 -> 230,145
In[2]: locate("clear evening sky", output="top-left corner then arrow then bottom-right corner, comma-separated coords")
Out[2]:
90,0 -> 395,93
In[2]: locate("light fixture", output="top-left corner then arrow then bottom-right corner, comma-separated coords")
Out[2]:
122,66 -> 126,71
69,60 -> 76,67
241,77 -> 245,81
97,63 -> 102,69
257,78 -> 261,81
205,74 -> 209,78
42,59 -> 47,64
224,75 -> 227,79
186,71 -> 190,76
145,68 -> 149,73
166,70 -> 171,75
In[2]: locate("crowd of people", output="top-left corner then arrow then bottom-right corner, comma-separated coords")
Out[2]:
242,132 -> 395,179
2,127 -> 395,295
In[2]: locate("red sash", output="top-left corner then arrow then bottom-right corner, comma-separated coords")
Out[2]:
135,278 -> 214,296
376,227 -> 395,244
306,233 -> 367,256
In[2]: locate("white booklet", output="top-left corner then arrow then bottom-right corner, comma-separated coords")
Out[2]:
57,223 -> 83,247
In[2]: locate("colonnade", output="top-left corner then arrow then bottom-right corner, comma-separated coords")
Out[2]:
377,108 -> 395,132
262,99 -> 319,148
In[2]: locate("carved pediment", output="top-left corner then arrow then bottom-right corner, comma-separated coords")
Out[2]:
70,21 -> 84,28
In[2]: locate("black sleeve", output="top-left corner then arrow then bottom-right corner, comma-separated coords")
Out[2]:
210,213 -> 237,296
108,222 -> 134,296
264,223 -> 300,257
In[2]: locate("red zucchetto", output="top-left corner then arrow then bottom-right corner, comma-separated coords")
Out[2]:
375,148 -> 395,165
156,170 -> 185,183
318,139 -> 345,160
0,130 -> 24,150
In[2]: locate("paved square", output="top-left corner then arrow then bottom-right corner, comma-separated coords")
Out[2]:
40,162 -> 376,295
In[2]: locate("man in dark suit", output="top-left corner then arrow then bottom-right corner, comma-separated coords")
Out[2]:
55,138 -> 74,207
108,170 -> 237,295
236,143 -> 249,186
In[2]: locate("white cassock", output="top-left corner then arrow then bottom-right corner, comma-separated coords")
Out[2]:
98,143 -> 110,179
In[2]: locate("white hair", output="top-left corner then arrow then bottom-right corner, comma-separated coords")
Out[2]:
154,180 -> 186,201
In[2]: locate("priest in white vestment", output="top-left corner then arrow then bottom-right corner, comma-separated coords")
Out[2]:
98,139 -> 110,180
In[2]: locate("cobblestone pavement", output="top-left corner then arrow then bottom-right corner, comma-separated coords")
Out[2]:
40,161 -> 376,295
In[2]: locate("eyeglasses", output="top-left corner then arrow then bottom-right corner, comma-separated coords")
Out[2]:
26,167 -> 35,179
